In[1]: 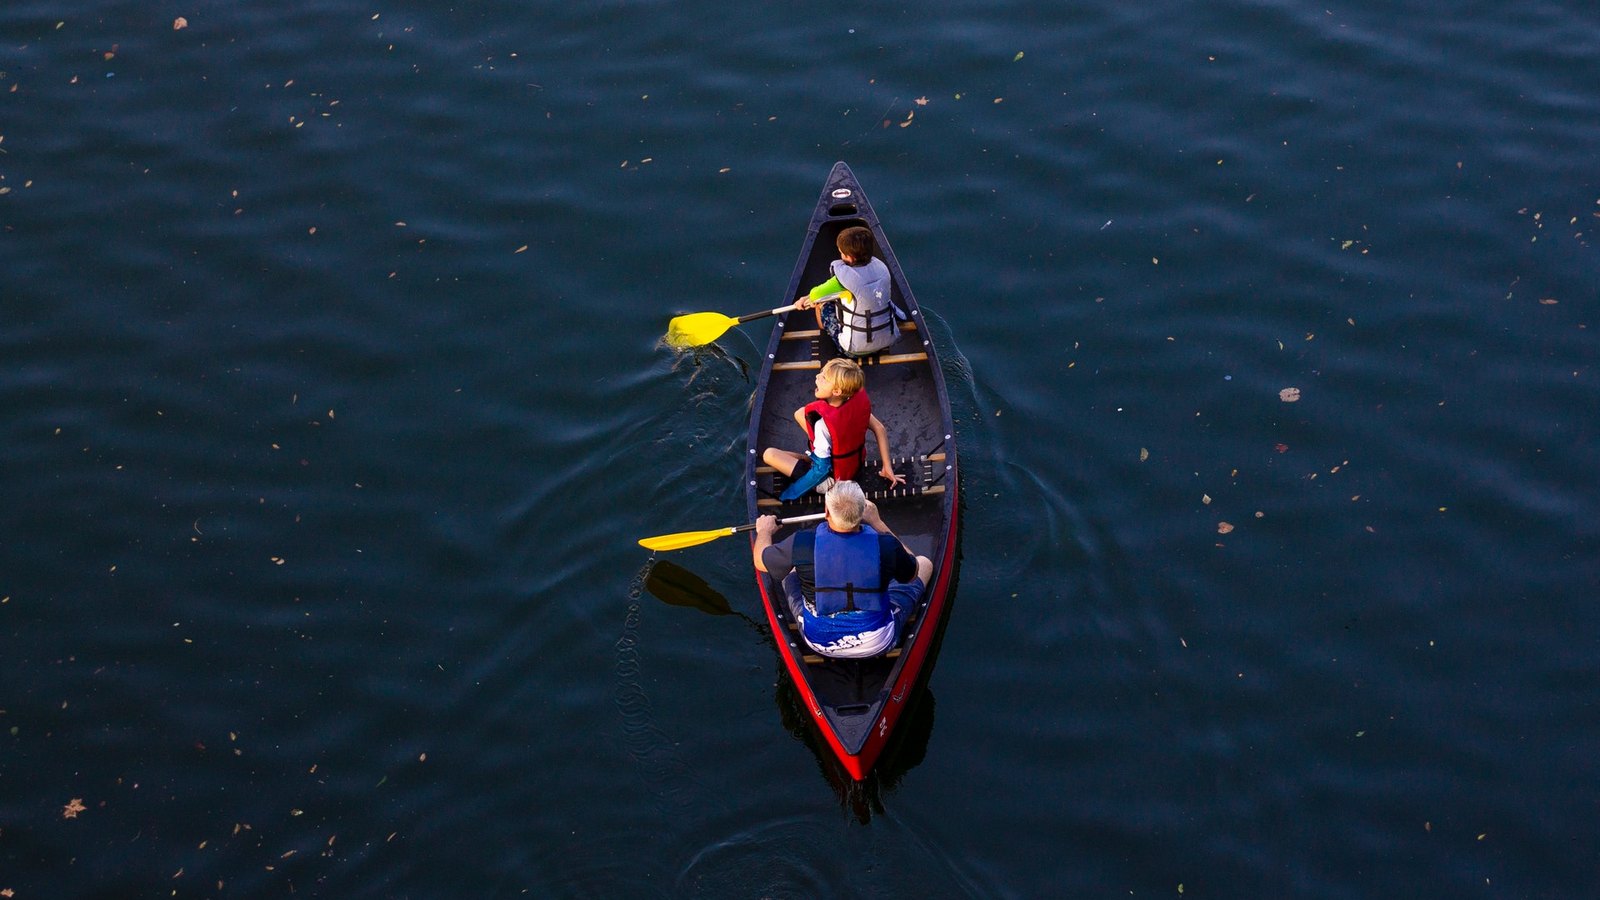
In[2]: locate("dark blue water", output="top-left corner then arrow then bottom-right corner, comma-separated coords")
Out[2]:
3,0 -> 1597,896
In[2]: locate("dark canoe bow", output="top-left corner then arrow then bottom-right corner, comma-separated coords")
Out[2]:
745,162 -> 960,781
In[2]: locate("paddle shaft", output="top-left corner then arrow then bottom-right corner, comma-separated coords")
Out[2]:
734,290 -> 846,324
736,303 -> 800,324
731,511 -> 826,534
638,511 -> 827,552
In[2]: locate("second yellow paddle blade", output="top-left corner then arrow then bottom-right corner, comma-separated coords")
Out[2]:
638,526 -> 736,552
664,311 -> 737,348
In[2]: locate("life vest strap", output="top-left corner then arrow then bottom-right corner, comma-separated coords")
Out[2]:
812,579 -> 889,613
840,301 -> 896,345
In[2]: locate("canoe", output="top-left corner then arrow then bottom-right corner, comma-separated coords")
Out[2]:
745,162 -> 960,781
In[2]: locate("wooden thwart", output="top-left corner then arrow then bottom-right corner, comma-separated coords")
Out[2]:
773,321 -> 927,370
773,351 -> 928,371
873,351 -> 931,365
782,321 -> 918,342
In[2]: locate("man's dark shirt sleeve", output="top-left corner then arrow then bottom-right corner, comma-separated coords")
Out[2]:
762,534 -> 796,581
881,535 -> 917,583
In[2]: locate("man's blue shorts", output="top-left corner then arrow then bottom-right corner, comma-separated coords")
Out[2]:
781,571 -> 922,654
779,452 -> 832,501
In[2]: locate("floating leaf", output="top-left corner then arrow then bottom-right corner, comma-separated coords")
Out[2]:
63,798 -> 87,819
1279,387 -> 1301,402
1013,51 -> 1025,61
1217,522 -> 1234,534
1139,447 -> 1149,462
173,16 -> 189,30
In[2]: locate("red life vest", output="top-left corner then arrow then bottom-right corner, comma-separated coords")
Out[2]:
803,389 -> 871,482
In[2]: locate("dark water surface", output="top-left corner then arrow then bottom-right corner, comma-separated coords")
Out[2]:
3,0 -> 1597,896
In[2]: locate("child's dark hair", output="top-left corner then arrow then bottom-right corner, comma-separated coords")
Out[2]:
836,226 -> 877,263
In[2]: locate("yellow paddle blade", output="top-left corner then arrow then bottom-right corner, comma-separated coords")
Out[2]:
638,526 -> 737,552
664,311 -> 737,348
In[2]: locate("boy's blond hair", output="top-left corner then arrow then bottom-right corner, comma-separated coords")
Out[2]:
820,358 -> 865,397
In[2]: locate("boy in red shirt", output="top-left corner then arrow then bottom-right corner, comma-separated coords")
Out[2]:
762,358 -> 905,501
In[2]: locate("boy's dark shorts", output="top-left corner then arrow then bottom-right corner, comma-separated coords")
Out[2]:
817,302 -> 843,341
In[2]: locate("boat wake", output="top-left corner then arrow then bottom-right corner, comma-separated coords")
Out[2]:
612,560 -> 701,820
674,816 -> 841,897
676,811 -> 992,898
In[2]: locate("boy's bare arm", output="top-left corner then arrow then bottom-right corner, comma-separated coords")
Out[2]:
869,415 -> 905,485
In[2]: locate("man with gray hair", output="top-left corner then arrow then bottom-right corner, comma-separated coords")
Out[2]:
753,481 -> 934,658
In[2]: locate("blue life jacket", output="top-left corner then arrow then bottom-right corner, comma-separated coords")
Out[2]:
794,524 -> 891,616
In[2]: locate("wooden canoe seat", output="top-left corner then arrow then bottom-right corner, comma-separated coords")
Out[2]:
772,352 -> 928,372
803,647 -> 901,665
786,587 -> 924,665
782,321 -> 917,341
771,321 -> 926,371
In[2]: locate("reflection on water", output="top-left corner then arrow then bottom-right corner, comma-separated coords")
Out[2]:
641,548 -> 958,823
645,558 -> 737,618
776,675 -> 938,825
775,544 -> 960,823
7,0 -> 1599,892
